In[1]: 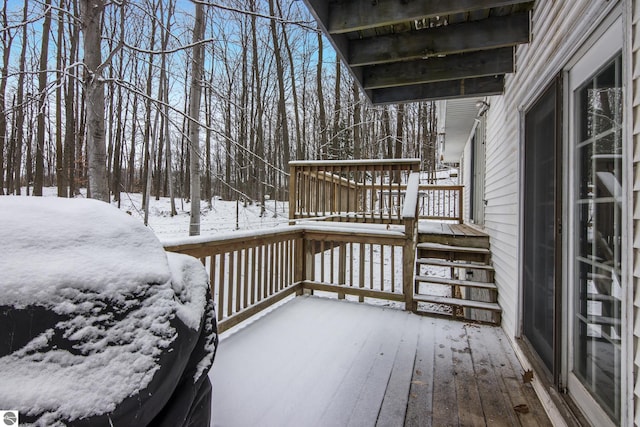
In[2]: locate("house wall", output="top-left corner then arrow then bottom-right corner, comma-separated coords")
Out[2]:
482,0 -> 635,424
461,140 -> 472,222
484,0 -> 616,340
631,1 -> 640,425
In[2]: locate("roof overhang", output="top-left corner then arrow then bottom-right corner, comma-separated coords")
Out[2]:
438,98 -> 484,163
303,0 -> 534,105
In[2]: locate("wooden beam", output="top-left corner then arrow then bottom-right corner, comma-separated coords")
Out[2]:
370,75 -> 505,105
362,47 -> 514,90
328,0 -> 532,34
349,12 -> 530,67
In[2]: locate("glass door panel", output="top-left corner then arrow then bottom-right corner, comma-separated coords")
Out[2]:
573,55 -> 622,423
523,79 -> 560,375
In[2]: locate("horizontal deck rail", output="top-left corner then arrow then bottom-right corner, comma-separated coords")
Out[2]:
164,175 -> 420,332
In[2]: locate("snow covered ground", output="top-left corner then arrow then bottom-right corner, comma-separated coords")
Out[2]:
29,187 -> 290,239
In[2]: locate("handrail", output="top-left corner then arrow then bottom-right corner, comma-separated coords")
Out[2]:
289,158 -> 421,167
402,172 -> 420,220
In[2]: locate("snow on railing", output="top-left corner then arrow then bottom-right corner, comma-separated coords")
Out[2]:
164,222 -> 417,333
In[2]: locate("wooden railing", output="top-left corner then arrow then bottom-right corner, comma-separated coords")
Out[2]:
164,173 -> 422,332
289,159 -> 421,225
417,184 -> 463,223
164,228 -> 305,333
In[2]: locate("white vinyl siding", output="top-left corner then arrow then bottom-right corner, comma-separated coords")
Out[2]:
484,0 -> 616,341
631,0 -> 640,424
461,140 -> 472,222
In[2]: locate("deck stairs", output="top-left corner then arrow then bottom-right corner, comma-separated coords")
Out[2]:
414,223 -> 501,325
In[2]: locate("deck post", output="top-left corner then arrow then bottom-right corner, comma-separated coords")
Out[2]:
458,186 -> 464,224
303,234 -> 314,296
403,218 -> 417,311
289,164 -> 297,223
401,172 -> 420,312
294,236 -> 304,296
338,243 -> 346,299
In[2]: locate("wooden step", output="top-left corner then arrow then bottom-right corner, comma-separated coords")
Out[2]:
414,295 -> 502,312
415,275 -> 497,291
416,257 -> 494,271
417,242 -> 490,255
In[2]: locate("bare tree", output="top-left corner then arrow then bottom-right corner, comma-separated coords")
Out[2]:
316,31 -> 327,159
188,1 -> 205,235
80,0 -> 109,201
0,0 -> 14,195
34,0 -> 52,196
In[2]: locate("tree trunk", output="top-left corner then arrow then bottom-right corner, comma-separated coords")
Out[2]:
34,0 -> 52,196
64,0 -> 79,197
316,31 -> 327,159
55,0 -> 66,196
278,1 -> 301,161
80,0 -> 109,202
250,0 -> 264,214
268,0 -> 289,172
0,0 -> 13,195
141,9 -> 157,209
331,60 -> 341,159
13,1 -> 29,195
352,81 -> 361,159
188,2 -> 205,236
394,103 -> 405,182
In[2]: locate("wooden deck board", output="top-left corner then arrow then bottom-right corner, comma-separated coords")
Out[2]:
210,296 -> 551,427
376,316 -> 420,426
450,324 -> 486,427
405,317 -> 436,427
432,324 -> 460,426
466,325 -> 521,426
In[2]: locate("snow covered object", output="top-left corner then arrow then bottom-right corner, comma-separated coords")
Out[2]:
0,197 -> 218,426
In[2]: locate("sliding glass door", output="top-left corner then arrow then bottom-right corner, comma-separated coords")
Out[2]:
572,54 -> 623,424
567,18 -> 624,425
522,78 -> 561,378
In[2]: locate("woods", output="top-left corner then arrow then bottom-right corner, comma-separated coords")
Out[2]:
0,0 -> 439,233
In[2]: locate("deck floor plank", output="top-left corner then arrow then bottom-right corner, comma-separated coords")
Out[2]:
484,327 -> 549,426
451,324 -> 486,427
346,311 -> 411,427
466,324 -> 521,426
375,315 -> 420,427
317,305 -> 401,426
404,317 -> 436,427
432,323 -> 460,427
209,296 -> 551,427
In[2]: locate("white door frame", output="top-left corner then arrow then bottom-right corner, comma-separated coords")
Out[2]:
564,14 -> 626,427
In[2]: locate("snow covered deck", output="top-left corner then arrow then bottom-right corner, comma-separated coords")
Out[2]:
209,296 -> 550,426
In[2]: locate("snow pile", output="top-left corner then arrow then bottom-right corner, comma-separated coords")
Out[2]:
0,197 -> 171,308
0,197 -> 214,425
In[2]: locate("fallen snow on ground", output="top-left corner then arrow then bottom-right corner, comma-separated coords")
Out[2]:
115,190 -> 289,239
0,197 -> 211,424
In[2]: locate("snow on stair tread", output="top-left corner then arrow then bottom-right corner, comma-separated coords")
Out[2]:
415,275 -> 497,290
416,258 -> 494,270
414,295 -> 502,312
417,242 -> 490,254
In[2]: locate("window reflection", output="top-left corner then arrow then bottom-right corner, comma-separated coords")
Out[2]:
574,55 -> 622,423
